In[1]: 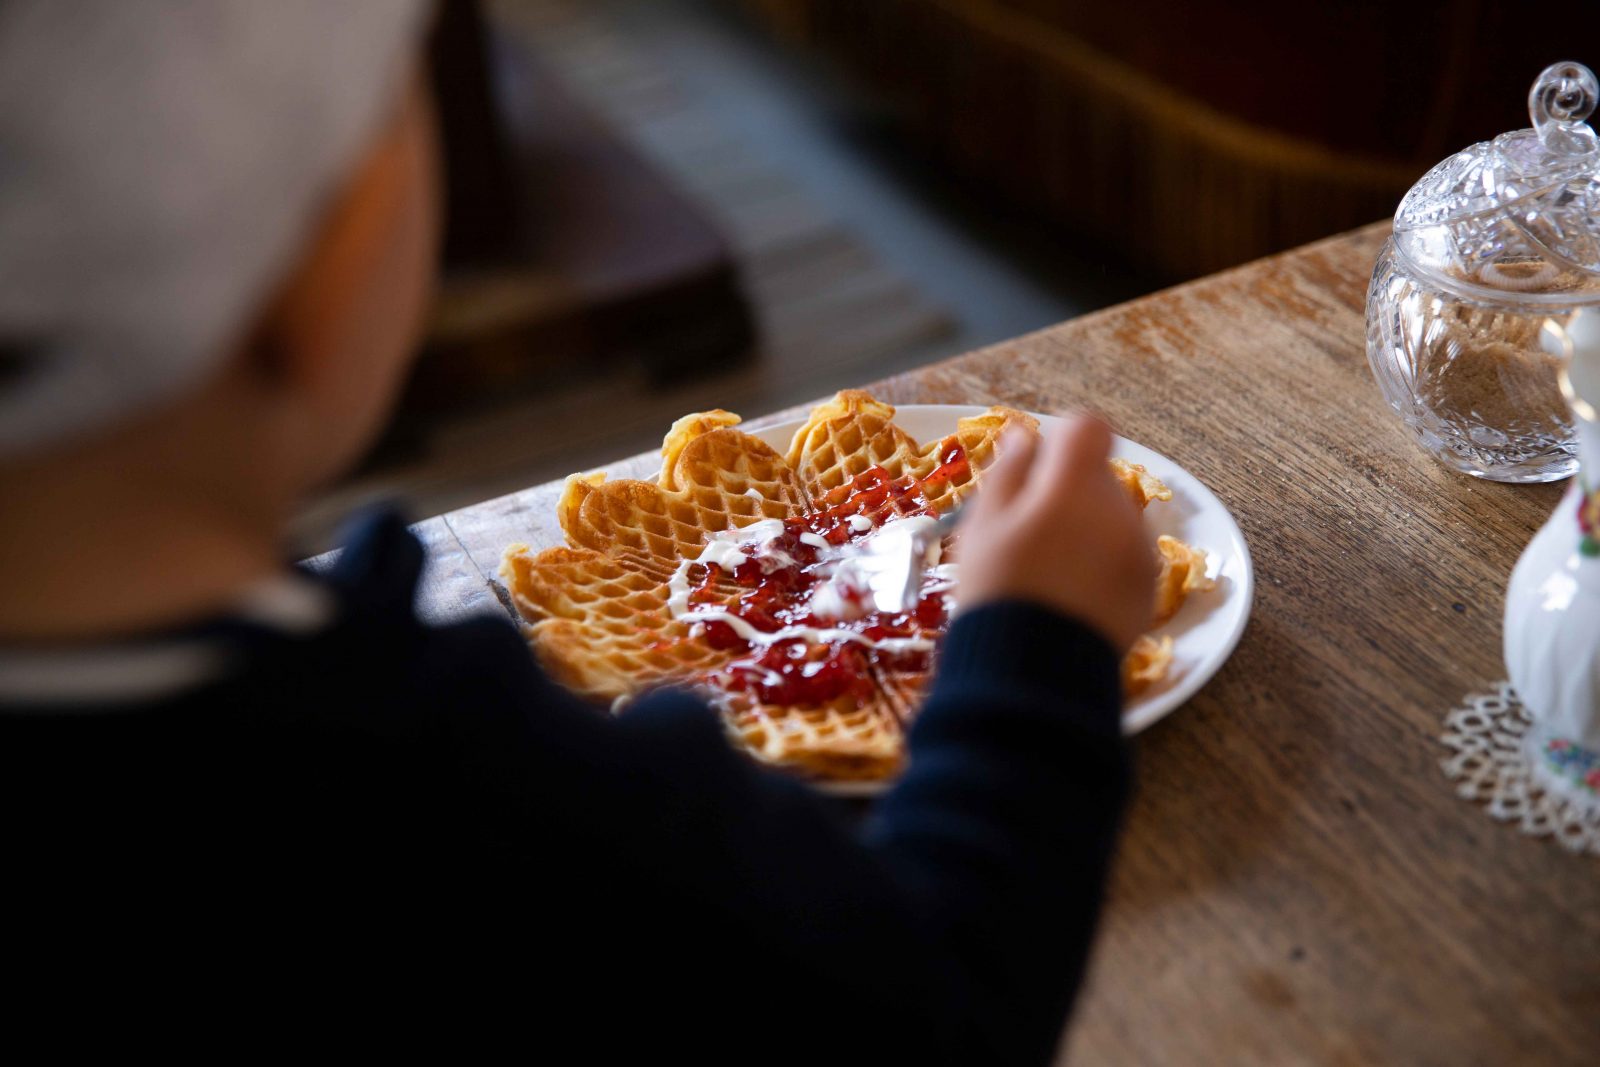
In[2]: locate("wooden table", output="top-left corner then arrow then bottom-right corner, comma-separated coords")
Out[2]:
384,223 -> 1600,1065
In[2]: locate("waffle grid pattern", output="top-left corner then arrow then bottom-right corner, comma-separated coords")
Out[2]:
501,390 -> 1212,779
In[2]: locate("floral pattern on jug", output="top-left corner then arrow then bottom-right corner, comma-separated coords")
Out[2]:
1505,307 -> 1600,815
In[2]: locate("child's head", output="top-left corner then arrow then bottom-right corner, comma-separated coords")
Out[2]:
0,2 -> 437,520
210,70 -> 440,502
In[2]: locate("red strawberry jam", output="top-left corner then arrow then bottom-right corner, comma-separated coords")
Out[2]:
685,438 -> 969,709
723,640 -> 876,706
923,440 -> 971,488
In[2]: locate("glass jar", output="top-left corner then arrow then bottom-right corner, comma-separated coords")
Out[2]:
1366,61 -> 1600,483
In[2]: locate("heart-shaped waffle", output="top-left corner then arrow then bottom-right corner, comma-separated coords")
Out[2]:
501,390 -> 1210,781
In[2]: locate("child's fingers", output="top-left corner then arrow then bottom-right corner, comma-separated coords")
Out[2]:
977,427 -> 1037,509
1026,413 -> 1111,507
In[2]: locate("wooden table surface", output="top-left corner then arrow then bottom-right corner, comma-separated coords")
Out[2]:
392,222 -> 1600,1065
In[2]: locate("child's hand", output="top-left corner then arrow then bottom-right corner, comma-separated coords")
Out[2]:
956,415 -> 1157,653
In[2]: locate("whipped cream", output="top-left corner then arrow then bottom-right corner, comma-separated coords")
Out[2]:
809,555 -> 873,621
688,607 -> 935,654
667,512 -> 958,650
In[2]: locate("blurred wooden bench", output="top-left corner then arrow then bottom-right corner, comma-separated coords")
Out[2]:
731,0 -> 1596,279
412,0 -> 755,412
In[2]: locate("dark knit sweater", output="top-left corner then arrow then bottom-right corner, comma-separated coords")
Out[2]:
0,513 -> 1130,1064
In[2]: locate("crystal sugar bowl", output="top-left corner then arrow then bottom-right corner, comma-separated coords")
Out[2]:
1366,61 -> 1600,482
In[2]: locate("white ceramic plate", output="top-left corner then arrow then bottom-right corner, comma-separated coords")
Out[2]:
749,404 -> 1254,750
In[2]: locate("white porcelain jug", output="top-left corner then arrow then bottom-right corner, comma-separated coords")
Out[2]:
1504,309 -> 1600,808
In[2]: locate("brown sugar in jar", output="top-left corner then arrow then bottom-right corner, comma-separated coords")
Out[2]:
1419,303 -> 1564,439
1416,267 -> 1600,446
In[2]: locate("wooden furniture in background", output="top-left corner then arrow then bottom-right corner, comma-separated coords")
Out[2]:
366,221 -> 1600,1063
415,0 -> 754,410
729,0 -> 1600,280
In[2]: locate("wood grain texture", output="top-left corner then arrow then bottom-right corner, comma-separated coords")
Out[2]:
424,222 -> 1600,1065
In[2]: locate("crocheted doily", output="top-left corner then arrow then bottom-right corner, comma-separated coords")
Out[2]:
1440,683 -> 1600,856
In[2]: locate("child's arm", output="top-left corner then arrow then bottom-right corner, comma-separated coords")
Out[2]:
606,601 -> 1127,1065
434,415 -> 1141,1063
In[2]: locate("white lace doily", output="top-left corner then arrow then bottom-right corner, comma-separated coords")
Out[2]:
1440,683 -> 1600,856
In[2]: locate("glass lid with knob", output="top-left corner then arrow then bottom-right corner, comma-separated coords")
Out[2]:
1394,61 -> 1600,301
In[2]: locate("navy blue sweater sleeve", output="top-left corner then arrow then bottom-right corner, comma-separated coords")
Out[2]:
439,599 -> 1130,1065
0,513 -> 1128,1063
870,603 -> 1131,1064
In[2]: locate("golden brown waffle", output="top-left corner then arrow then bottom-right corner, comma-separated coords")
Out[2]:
718,685 -> 907,781
558,410 -> 808,565
786,390 -> 1037,517
1124,636 -> 1175,695
1112,458 -> 1172,509
500,545 -> 739,701
500,390 -> 1216,780
1154,535 -> 1216,625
